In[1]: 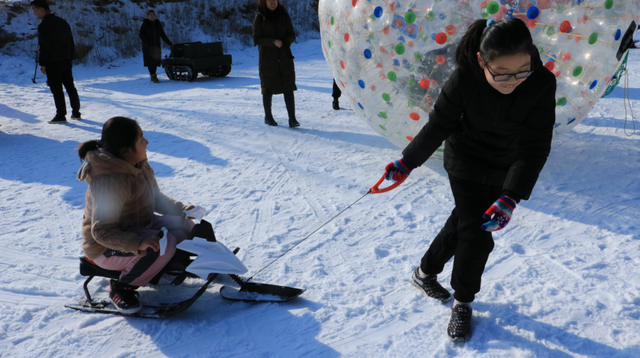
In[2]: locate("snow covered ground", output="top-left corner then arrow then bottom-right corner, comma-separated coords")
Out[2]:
1,40 -> 639,358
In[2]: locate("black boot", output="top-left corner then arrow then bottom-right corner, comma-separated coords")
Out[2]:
332,98 -> 340,110
263,92 -> 277,126
447,302 -> 473,342
410,267 -> 452,303
109,279 -> 141,314
284,92 -> 300,127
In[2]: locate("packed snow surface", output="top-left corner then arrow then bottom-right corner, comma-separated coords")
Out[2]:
1,40 -> 639,358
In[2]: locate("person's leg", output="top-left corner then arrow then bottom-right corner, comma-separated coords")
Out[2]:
284,91 -> 299,127
61,66 -> 81,118
420,208 -> 459,275
447,176 -> 502,303
46,69 -> 67,119
149,65 -> 159,83
332,79 -> 341,110
263,90 -> 277,126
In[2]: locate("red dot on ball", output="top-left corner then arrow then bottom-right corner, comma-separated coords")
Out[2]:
559,21 -> 571,33
435,32 -> 447,45
420,78 -> 430,88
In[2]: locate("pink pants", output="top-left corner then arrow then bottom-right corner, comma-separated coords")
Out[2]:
94,215 -> 194,287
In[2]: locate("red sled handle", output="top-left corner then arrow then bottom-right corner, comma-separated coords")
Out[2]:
368,173 -> 406,194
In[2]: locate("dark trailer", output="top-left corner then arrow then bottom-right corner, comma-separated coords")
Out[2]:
162,41 -> 232,82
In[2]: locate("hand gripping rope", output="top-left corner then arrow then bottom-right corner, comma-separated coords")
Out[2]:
246,172 -> 405,282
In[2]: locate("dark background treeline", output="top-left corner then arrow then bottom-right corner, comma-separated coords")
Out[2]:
0,0 -> 320,64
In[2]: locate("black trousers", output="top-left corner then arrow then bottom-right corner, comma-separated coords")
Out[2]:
148,65 -> 157,75
420,175 -> 502,303
263,90 -> 295,120
46,61 -> 80,116
332,79 -> 341,99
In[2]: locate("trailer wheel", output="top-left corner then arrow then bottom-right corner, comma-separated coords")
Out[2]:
186,67 -> 197,82
212,65 -> 231,77
165,66 -> 174,81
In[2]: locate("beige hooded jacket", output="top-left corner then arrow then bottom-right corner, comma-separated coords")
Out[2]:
78,150 -> 185,260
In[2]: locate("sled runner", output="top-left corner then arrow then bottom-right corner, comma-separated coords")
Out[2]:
65,220 -> 304,318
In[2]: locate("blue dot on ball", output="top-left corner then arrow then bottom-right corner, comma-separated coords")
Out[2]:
358,80 -> 365,89
527,6 -> 539,19
615,29 -> 621,41
364,49 -> 372,59
358,103 -> 364,110
589,80 -> 598,89
374,6 -> 383,18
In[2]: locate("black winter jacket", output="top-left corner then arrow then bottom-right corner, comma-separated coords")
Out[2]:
37,13 -> 75,66
402,47 -> 556,202
252,5 -> 297,95
139,19 -> 172,67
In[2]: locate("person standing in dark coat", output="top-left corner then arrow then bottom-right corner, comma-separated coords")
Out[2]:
139,10 -> 173,83
252,0 -> 299,127
332,79 -> 341,110
383,18 -> 556,342
30,0 -> 81,124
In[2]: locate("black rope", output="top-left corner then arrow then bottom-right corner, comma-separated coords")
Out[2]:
247,191 -> 371,282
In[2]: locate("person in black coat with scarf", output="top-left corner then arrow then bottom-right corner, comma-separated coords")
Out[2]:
30,0 -> 81,123
252,0 -> 299,127
139,10 -> 172,83
383,18 -> 556,342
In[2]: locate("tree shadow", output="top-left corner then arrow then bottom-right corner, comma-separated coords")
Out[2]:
0,103 -> 39,124
601,86 -> 640,101
64,121 -> 229,167
0,132 -> 86,207
85,74 -> 261,96
293,127 -> 398,150
472,302 -> 638,357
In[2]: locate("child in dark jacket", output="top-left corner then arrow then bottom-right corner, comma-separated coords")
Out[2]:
77,117 -> 196,313
384,18 -> 556,342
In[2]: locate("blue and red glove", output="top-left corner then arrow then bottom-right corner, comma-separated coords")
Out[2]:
384,158 -> 413,182
480,196 -> 516,232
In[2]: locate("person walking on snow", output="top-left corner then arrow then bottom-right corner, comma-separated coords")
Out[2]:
30,0 -> 81,124
139,10 -> 173,83
383,18 -> 556,342
253,0 -> 300,127
77,117 -> 197,313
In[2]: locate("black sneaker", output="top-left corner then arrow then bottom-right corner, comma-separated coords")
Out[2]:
410,267 -> 452,303
109,279 -> 141,314
447,303 -> 473,342
265,115 -> 278,126
289,118 -> 300,128
71,112 -> 82,120
48,115 -> 67,124
332,99 -> 340,110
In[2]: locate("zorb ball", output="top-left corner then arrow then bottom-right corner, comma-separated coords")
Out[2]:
319,0 -> 639,149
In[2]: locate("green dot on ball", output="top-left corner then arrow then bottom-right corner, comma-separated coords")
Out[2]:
605,0 -> 613,9
572,66 -> 583,77
382,93 -> 391,101
405,12 -> 416,24
487,2 -> 500,14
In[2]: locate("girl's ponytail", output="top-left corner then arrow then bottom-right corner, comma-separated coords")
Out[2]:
78,140 -> 100,161
456,18 -> 533,69
77,117 -> 140,161
455,19 -> 487,69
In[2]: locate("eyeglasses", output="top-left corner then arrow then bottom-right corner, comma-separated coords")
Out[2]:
484,63 -> 533,82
